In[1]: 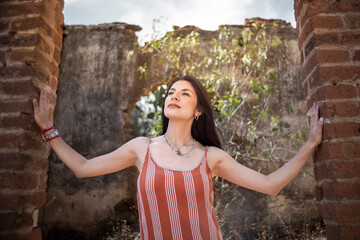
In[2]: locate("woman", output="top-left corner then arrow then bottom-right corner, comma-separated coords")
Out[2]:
33,75 -> 323,240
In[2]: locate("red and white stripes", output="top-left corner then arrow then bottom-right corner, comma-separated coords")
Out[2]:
164,170 -> 183,240
137,140 -> 223,240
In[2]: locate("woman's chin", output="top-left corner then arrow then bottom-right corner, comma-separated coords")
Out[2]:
165,113 -> 191,121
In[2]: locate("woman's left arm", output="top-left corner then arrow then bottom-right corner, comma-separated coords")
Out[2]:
211,103 -> 323,196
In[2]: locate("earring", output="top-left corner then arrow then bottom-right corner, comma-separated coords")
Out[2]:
195,115 -> 199,121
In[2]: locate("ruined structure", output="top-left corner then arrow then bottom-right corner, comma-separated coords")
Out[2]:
295,1 -> 360,239
0,0 -> 359,239
0,0 -> 64,239
40,19 -> 323,239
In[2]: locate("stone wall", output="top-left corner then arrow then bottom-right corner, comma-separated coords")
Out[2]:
40,23 -> 166,239
0,0 -> 64,239
294,0 -> 360,239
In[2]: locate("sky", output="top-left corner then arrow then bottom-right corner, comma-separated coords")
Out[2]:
63,0 -> 296,45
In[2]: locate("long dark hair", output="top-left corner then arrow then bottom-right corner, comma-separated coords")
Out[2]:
161,76 -> 222,149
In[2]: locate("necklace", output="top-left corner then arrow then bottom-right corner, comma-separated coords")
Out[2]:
163,134 -> 195,158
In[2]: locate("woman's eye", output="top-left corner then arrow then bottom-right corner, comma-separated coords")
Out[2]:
168,92 -> 174,95
183,93 -> 189,96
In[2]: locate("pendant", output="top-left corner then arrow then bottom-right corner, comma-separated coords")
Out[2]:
176,149 -> 181,155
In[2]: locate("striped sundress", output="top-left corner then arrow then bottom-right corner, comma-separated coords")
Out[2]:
137,138 -> 223,240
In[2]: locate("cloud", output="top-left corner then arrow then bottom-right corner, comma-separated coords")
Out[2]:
63,0 -> 296,45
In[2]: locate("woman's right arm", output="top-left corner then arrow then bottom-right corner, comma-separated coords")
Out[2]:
32,89 -> 145,178
45,136 -> 145,178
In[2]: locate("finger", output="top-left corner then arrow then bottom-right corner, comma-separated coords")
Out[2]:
32,98 -> 39,113
310,104 -> 316,127
40,89 -> 47,111
316,117 -> 324,133
315,104 -> 319,121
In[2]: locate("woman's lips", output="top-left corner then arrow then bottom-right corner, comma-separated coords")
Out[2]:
168,103 -> 181,108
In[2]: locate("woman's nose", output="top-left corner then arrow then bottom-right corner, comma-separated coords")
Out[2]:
171,94 -> 179,101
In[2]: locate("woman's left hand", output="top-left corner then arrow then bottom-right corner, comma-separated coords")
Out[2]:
307,103 -> 324,147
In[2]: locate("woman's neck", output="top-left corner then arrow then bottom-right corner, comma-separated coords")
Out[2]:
165,119 -> 193,148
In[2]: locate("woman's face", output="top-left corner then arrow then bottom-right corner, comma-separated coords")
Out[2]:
164,80 -> 201,121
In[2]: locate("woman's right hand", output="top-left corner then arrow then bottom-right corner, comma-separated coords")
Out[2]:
32,89 -> 51,130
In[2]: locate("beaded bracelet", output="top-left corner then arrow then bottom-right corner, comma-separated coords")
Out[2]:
46,135 -> 60,142
41,126 -> 60,142
41,125 -> 54,135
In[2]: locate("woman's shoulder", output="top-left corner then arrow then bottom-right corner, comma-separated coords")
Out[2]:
123,136 -> 149,154
207,145 -> 226,156
128,136 -> 150,145
207,146 -> 228,165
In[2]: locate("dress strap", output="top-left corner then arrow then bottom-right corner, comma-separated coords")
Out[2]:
144,138 -> 151,163
146,138 -> 151,156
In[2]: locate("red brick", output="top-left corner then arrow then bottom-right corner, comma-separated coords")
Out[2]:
1,227 -> 43,240
0,20 -> 10,33
0,33 -> 38,48
0,133 -> 43,150
11,16 -> 43,32
0,172 -> 39,190
300,1 -> 360,28
9,49 -> 35,62
312,15 -> 344,29
0,113 -> 32,128
318,202 -> 360,223
320,181 -> 360,200
298,17 -> 313,51
0,212 -> 33,231
10,49 -> 52,75
1,80 -> 36,96
49,29 -> 62,51
0,192 -> 46,210
316,49 -> 350,63
38,171 -> 48,191
0,50 -> 7,65
37,15 -> 63,41
326,224 -> 360,240
0,99 -> 33,114
313,31 -> 360,47
0,152 -> 48,171
294,0 -> 304,22
311,84 -> 357,102
315,140 -> 360,162
323,122 -> 360,140
341,31 -> 360,45
0,65 -> 34,79
0,0 -> 40,4
309,65 -> 359,88
53,46 -> 61,64
304,35 -> 315,57
49,61 -> 59,77
321,101 -> 360,118
0,2 -> 42,18
301,48 -> 317,80
344,13 -> 360,29
353,50 -> 360,62
54,7 -> 64,26
49,76 -> 58,90
314,161 -> 360,181
1,64 -> 51,84
36,32 -> 53,56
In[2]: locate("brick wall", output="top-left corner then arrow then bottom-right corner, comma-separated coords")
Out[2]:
294,0 -> 360,239
0,0 -> 64,239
